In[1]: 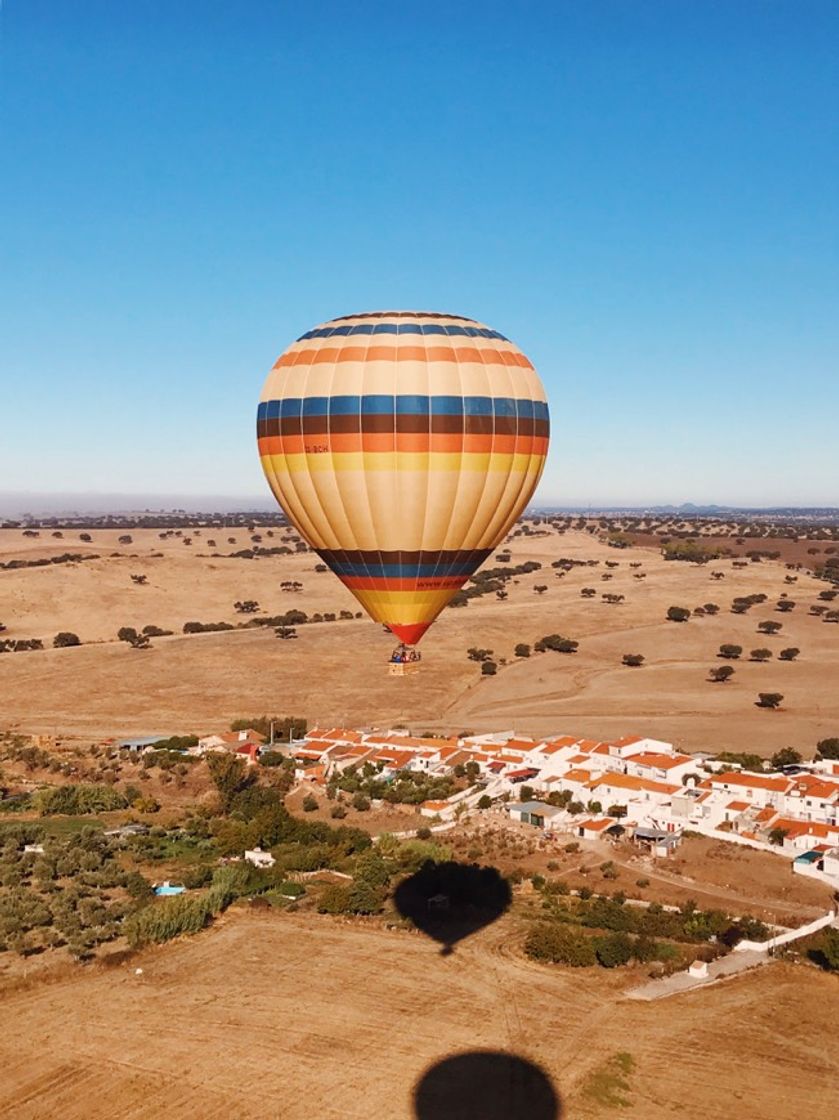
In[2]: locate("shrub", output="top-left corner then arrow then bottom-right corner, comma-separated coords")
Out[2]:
37,784 -> 127,816
302,794 -> 318,812
525,923 -> 596,966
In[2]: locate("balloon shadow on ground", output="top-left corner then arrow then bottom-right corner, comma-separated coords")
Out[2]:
393,860 -> 511,955
413,1051 -> 562,1119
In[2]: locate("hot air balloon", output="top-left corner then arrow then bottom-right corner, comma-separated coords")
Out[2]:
256,311 -> 550,648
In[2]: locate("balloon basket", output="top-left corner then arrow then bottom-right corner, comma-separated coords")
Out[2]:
388,659 -> 421,677
388,644 -> 422,676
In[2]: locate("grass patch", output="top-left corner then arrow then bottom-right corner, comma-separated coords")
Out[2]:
39,816 -> 105,838
581,1051 -> 635,1109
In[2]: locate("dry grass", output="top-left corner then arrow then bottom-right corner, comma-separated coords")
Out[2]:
2,525 -> 838,756
0,909 -> 836,1119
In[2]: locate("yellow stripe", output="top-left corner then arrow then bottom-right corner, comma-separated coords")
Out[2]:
262,452 -> 547,474
349,588 -> 458,624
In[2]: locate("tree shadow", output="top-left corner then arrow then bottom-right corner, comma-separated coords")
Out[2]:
413,1051 -> 562,1119
393,860 -> 511,954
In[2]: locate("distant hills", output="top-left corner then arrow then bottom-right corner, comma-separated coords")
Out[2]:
0,491 -> 837,521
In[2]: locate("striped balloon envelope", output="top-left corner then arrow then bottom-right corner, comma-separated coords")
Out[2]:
257,311 -> 550,646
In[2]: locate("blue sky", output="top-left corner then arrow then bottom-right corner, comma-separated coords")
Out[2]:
1,1 -> 837,507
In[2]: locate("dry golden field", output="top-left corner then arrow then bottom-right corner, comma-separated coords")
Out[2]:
0,909 -> 836,1120
1,524 -> 838,754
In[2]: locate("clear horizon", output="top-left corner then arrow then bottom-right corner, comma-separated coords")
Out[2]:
2,2 -> 837,506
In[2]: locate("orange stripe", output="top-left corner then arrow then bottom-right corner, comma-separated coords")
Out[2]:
258,434 -> 550,456
274,346 -> 533,369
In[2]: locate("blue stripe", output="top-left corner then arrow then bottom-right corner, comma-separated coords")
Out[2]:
260,395 -> 549,421
431,396 -> 464,415
296,323 -> 510,341
395,395 -> 430,414
330,561 -> 480,579
361,395 -> 394,414
328,395 -> 361,415
464,396 -> 493,416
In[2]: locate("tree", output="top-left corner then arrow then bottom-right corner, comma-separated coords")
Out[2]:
533,585 -> 548,595
703,603 -> 720,615
477,795 -> 492,810
666,606 -> 690,623
816,738 -> 839,760
206,753 -> 255,813
770,747 -> 801,769
622,653 -> 644,667
595,932 -> 633,968
776,600 -> 796,612
53,632 -> 81,648
580,588 -> 596,598
519,784 -> 534,802
302,794 -> 318,812
756,692 -> 783,710
514,643 -> 531,658
481,661 -> 498,676
608,804 -> 628,819
117,627 -> 138,643
758,620 -> 782,635
750,648 -> 773,662
534,634 -> 579,653
768,827 -> 789,846
718,644 -> 743,659
708,665 -> 735,683
779,647 -> 800,661
811,927 -> 839,971
351,792 -> 371,812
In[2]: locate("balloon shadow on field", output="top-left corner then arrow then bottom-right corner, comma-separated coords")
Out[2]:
413,1051 -> 562,1119
393,860 -> 511,955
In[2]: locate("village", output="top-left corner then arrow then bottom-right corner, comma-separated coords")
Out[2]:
119,721 -> 839,892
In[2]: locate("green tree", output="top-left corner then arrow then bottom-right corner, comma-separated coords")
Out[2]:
768,827 -> 789,846
53,632 -> 81,648
622,654 -> 644,667
514,643 -> 531,658
666,606 -> 690,623
709,665 -> 735,683
811,928 -> 839,971
718,644 -> 743,659
816,738 -> 839,760
779,647 -> 800,661
770,747 -> 801,769
750,648 -> 773,662
477,795 -> 493,810
302,794 -> 318,812
758,620 -> 782,635
757,693 -> 784,710
595,932 -> 633,968
206,753 -> 256,813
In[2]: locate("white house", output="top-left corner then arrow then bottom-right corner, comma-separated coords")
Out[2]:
244,848 -> 275,868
